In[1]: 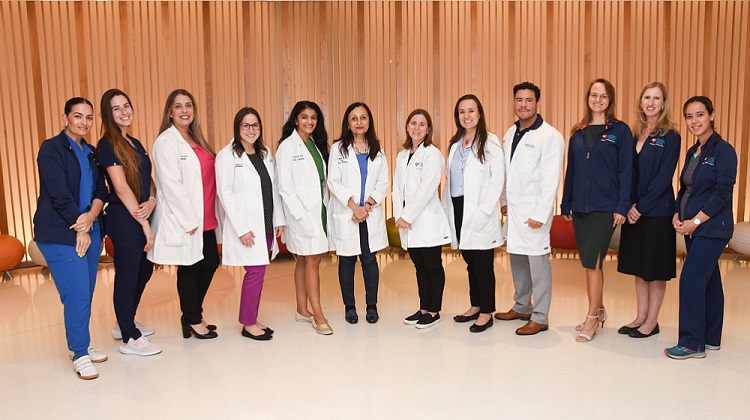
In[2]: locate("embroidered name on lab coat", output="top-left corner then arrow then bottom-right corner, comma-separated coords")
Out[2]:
180,155 -> 188,161
292,154 -> 306,162
337,157 -> 348,164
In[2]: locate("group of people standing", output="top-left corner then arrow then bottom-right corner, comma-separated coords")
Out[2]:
32,78 -> 737,380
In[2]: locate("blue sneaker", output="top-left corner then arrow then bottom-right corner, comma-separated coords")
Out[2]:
664,345 -> 706,360
345,308 -> 359,324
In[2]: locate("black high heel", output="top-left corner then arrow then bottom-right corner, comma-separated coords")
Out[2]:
182,323 -> 218,339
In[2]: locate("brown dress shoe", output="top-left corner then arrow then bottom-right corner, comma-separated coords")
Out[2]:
515,320 -> 549,335
494,309 -> 532,321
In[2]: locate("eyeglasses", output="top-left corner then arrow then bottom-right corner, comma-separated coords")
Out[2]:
240,123 -> 260,131
589,93 -> 609,100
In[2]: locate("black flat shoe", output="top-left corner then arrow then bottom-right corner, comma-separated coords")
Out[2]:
182,323 -> 218,339
629,323 -> 660,338
617,325 -> 641,335
241,328 -> 272,341
453,312 -> 480,323
263,327 -> 274,335
469,317 -> 493,333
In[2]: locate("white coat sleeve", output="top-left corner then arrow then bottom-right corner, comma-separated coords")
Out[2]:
529,131 -> 565,223
370,153 -> 390,204
215,151 -> 251,237
478,136 -> 505,215
276,142 -> 309,221
326,146 -> 352,207
400,149 -> 444,223
152,134 -> 200,232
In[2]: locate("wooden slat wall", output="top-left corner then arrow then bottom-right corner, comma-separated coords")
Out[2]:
2,0 -> 750,255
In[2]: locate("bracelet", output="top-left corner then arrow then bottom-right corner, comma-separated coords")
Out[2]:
366,200 -> 375,207
149,196 -> 157,205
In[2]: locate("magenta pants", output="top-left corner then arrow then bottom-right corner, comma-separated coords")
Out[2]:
239,234 -> 273,325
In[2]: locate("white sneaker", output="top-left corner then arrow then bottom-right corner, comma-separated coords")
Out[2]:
119,336 -> 162,356
112,321 -> 156,340
73,355 -> 99,380
69,347 -> 108,363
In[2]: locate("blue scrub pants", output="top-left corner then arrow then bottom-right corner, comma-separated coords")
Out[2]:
37,229 -> 101,360
679,236 -> 728,351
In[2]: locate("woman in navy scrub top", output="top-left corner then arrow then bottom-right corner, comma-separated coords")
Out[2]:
33,97 -> 108,380
665,96 -> 737,360
96,89 -> 161,356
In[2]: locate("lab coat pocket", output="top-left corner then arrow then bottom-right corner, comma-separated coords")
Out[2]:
162,213 -> 189,247
332,213 -> 356,240
419,211 -> 447,243
300,212 -> 320,237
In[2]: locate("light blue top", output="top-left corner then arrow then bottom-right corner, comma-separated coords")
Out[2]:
66,132 -> 100,232
356,152 -> 369,205
449,140 -> 472,197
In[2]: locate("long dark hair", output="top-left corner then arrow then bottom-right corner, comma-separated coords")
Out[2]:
449,94 -> 489,163
231,107 -> 267,159
279,101 -> 329,162
402,109 -> 434,149
570,78 -> 618,137
99,89 -> 143,199
334,102 -> 381,160
158,89 -> 215,156
683,96 -> 718,137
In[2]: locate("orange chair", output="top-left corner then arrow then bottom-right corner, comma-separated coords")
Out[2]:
0,234 -> 25,280
549,215 -> 577,255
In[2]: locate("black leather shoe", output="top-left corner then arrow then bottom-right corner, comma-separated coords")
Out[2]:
366,308 -> 379,324
206,324 -> 217,331
617,325 -> 640,335
182,323 -> 218,339
453,312 -> 480,323
263,327 -> 274,335
345,309 -> 359,324
469,317 -> 494,333
629,323 -> 659,338
241,328 -> 272,341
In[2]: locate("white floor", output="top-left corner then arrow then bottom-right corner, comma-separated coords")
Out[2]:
1,249 -> 749,419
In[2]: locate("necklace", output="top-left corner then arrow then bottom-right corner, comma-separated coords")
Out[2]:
353,142 -> 369,154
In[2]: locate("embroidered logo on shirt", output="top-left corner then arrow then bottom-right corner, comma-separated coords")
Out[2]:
601,134 -> 617,143
703,156 -> 716,166
649,138 -> 666,148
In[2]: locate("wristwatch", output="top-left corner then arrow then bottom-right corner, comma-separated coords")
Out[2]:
692,217 -> 701,225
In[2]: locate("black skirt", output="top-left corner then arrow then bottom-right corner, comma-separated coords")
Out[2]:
572,212 -> 615,269
618,216 -> 676,281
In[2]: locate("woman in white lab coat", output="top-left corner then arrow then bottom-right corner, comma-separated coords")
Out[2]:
442,94 -> 505,333
393,109 -> 451,329
149,89 -> 220,339
327,102 -> 389,324
215,107 -> 285,341
276,101 -> 333,335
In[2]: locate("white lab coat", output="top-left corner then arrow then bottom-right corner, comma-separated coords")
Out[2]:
215,144 -> 286,266
392,143 -> 451,249
276,129 -> 330,256
501,119 -> 565,255
442,132 -> 505,250
148,125 -> 220,265
327,143 -> 389,256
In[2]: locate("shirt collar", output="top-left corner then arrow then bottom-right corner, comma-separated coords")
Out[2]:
515,114 -> 544,134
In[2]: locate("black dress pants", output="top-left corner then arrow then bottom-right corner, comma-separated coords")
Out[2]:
452,196 -> 496,313
177,230 -> 220,325
408,245 -> 445,312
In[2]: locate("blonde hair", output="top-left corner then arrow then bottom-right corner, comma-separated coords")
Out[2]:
632,81 -> 676,137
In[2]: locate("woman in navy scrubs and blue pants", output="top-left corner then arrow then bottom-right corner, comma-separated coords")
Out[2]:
665,96 -> 737,360
33,97 -> 108,380
96,89 -> 161,356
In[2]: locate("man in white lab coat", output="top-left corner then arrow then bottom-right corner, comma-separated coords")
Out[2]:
496,82 -> 565,335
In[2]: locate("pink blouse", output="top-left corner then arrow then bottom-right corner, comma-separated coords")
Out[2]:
192,145 -> 218,231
